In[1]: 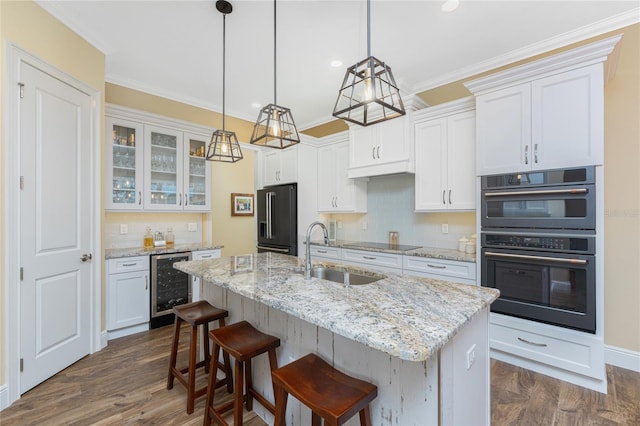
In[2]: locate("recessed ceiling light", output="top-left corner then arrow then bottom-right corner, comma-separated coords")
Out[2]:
441,0 -> 459,13
330,60 -> 342,68
251,102 -> 261,108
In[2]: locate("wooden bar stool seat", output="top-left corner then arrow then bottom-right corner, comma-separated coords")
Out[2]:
204,320 -> 280,426
271,353 -> 378,426
167,300 -> 233,414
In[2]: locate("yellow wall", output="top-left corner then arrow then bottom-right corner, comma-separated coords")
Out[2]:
0,0 -> 105,388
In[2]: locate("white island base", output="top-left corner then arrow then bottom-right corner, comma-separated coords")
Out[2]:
202,284 -> 490,426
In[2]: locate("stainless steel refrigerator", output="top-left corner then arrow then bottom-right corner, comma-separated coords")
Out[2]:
257,183 -> 297,256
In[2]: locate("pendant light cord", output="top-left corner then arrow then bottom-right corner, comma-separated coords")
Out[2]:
222,12 -> 226,131
367,0 -> 371,57
273,0 -> 277,105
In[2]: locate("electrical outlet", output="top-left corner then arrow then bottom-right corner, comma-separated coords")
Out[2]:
441,224 -> 449,234
466,344 -> 477,370
361,221 -> 368,230
119,224 -> 128,234
337,221 -> 343,229
188,222 -> 197,232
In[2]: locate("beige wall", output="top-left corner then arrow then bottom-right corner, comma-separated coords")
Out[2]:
1,0 -> 106,388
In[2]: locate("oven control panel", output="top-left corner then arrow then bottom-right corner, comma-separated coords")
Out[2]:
482,234 -> 593,253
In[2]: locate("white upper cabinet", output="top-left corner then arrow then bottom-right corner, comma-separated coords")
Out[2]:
317,141 -> 367,213
105,105 -> 212,212
348,113 -> 414,178
465,36 -> 620,176
263,146 -> 298,186
414,99 -> 476,211
106,117 -> 145,210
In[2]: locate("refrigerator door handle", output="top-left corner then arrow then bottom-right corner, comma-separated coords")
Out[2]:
266,191 -> 276,239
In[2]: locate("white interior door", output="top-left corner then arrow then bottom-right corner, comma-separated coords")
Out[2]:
19,62 -> 92,393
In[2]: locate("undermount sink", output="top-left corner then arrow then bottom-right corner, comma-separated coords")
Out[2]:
309,267 -> 384,285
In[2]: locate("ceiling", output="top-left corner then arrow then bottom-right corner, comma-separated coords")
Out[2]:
37,1 -> 639,131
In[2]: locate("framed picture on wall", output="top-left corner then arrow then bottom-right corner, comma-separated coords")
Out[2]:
231,193 -> 254,216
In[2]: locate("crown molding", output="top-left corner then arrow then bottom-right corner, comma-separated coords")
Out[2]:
413,97 -> 475,123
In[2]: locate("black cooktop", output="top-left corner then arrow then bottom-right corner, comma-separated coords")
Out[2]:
342,242 -> 422,252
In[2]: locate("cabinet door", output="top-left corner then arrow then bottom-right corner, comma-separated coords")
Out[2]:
531,64 -> 604,169
263,150 -> 281,186
183,133 -> 211,211
278,146 -> 298,183
107,270 -> 150,330
476,83 -> 531,175
447,111 -> 476,210
334,143 -> 356,211
191,249 -> 221,301
144,125 -> 184,210
349,126 -> 376,169
376,117 -> 409,164
106,117 -> 144,210
414,118 -> 447,211
317,146 -> 337,211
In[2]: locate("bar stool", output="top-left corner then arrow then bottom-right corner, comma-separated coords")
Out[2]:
204,320 -> 280,426
167,300 -> 233,414
271,353 -> 378,426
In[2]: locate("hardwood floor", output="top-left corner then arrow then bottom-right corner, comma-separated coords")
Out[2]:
2,325 -> 639,425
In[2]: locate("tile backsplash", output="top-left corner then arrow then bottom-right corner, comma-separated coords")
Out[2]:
324,174 -> 476,249
104,212 -> 205,249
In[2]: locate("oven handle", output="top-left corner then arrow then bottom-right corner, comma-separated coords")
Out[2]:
484,251 -> 588,265
483,188 -> 588,197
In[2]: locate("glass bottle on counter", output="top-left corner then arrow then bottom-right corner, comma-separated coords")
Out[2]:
144,227 -> 154,249
166,227 -> 175,248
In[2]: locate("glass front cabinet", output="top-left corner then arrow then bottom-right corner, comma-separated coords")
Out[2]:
106,110 -> 211,212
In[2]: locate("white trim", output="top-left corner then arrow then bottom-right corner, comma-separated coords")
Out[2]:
605,345 -> 640,373
413,96 -> 475,123
101,330 -> 109,350
0,384 -> 8,411
3,42 -> 102,406
464,35 -> 622,94
413,8 -> 639,94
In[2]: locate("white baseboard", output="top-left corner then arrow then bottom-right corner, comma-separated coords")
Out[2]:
101,330 -> 109,349
605,345 -> 640,373
0,383 -> 9,411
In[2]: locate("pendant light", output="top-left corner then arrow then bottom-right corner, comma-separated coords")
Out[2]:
249,0 -> 300,149
206,0 -> 243,163
332,0 -> 405,126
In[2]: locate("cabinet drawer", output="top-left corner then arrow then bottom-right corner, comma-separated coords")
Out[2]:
309,245 -> 341,260
403,256 -> 476,282
490,315 -> 603,379
193,249 -> 221,260
342,249 -> 402,269
107,256 -> 149,273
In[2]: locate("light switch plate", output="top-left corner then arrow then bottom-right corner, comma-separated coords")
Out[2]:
120,224 -> 128,234
441,224 -> 449,234
188,222 -> 197,232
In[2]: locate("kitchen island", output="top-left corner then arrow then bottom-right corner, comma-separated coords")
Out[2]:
175,252 -> 499,425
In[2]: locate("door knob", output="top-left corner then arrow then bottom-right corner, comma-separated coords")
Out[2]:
81,253 -> 92,262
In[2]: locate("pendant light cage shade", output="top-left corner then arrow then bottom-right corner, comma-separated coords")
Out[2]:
250,103 -> 300,149
206,129 -> 243,163
333,55 -> 405,127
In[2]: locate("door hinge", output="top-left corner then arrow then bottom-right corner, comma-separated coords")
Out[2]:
20,176 -> 24,190
18,82 -> 25,99
20,267 -> 24,281
20,358 -> 24,372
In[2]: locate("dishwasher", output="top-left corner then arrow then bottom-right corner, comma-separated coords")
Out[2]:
150,252 -> 192,328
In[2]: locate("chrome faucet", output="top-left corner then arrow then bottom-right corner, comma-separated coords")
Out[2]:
305,221 -> 329,280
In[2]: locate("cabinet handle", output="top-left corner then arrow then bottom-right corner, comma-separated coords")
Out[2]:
376,146 -> 380,159
448,189 -> 452,205
138,192 -> 142,205
517,337 -> 547,347
122,262 -> 136,267
534,143 -> 538,164
442,190 -> 446,205
334,196 -> 338,208
427,264 -> 447,269
372,147 -> 376,160
201,254 -> 213,259
185,194 -> 188,206
363,256 -> 376,260
317,250 -> 328,254
525,145 -> 529,165
145,276 -> 148,290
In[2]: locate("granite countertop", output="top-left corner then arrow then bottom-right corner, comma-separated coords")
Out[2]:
105,243 -> 224,259
310,240 -> 477,263
175,252 -> 498,362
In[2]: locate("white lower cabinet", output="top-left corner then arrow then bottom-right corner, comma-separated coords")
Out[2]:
341,249 -> 403,273
308,245 -> 342,262
107,256 -> 150,339
490,313 -> 605,392
403,256 -> 476,285
191,249 -> 222,301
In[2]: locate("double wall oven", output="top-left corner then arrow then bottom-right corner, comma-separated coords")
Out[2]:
480,167 -> 596,333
